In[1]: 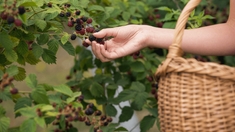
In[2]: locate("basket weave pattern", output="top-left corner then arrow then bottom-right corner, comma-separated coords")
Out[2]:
155,0 -> 235,131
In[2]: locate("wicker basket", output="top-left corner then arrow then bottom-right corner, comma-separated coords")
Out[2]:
155,0 -> 235,132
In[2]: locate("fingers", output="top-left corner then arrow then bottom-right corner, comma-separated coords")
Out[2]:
91,41 -> 112,62
93,28 -> 119,39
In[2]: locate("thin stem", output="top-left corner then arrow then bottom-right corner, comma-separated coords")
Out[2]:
129,120 -> 140,132
28,8 -> 47,20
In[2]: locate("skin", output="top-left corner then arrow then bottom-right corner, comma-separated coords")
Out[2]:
86,0 -> 235,62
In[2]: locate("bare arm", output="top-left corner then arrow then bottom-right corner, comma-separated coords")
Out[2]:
147,0 -> 235,56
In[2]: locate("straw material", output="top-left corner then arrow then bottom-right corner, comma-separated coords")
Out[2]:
155,0 -> 235,131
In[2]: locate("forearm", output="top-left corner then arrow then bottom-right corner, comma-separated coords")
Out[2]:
146,23 -> 235,56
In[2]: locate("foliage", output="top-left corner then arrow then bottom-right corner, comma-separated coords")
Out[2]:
0,0 -> 232,132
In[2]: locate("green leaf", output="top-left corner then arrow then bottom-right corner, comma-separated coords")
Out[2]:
130,81 -> 145,92
25,52 -> 40,65
0,33 -> 14,49
66,92 -> 81,103
6,65 -> 19,77
53,84 -> 73,97
157,6 -> 172,12
60,42 -> 75,56
113,89 -> 137,104
14,67 -> 26,81
105,104 -> 117,117
15,41 -> 28,57
3,49 -> 18,62
25,74 -> 37,89
8,127 -> 20,132
35,19 -> 47,31
163,21 -> 176,29
17,107 -> 37,118
130,61 -> 145,72
31,88 -> 50,104
131,92 -> 148,110
42,48 -> 56,64
37,34 -> 49,45
20,118 -> 37,132
87,5 -> 105,11
19,2 -> 37,7
122,11 -> 131,21
47,39 -> 59,54
0,105 -> 6,117
61,32 -> 69,44
146,107 -> 158,117
41,105 -> 54,112
140,115 -> 156,132
0,117 -> 10,132
119,106 -> 134,122
90,82 -> 104,97
34,117 -> 45,128
32,43 -> 43,59
14,97 -> 32,117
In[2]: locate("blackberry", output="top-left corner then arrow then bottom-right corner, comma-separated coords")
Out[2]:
14,19 -> 22,26
88,103 -> 94,108
10,88 -> 18,94
96,38 -> 104,43
75,24 -> 82,31
89,34 -> 96,42
85,121 -> 91,126
82,41 -> 89,47
65,3 -> 71,8
70,34 -> 77,40
94,110 -> 102,116
59,12 -> 65,17
7,16 -> 15,24
100,115 -> 106,121
85,108 -> 94,115
65,12 -> 71,17
86,18 -> 92,24
75,10 -> 80,15
0,12 -> 8,20
81,16 -> 88,22
75,18 -> 81,25
18,6 -> 26,15
67,21 -> 74,27
48,3 -> 52,7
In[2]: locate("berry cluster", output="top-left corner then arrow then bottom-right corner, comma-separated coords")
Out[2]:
0,0 -> 25,26
147,9 -> 163,28
146,75 -> 158,101
130,51 -> 144,60
57,3 -> 104,47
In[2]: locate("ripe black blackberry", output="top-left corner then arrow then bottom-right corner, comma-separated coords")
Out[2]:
18,6 -> 26,15
48,3 -> 52,7
81,16 -> 88,22
85,108 -> 94,115
59,12 -> 65,17
66,12 -> 71,17
75,24 -> 82,31
7,16 -> 15,24
70,34 -> 76,40
75,18 -> 81,25
75,10 -> 80,15
89,34 -> 96,42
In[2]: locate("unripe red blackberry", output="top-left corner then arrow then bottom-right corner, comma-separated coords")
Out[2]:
14,19 -> 22,26
106,117 -> 113,122
154,93 -> 158,100
67,21 -> 74,27
86,18 -> 92,24
7,16 -> 15,24
82,41 -> 89,48
0,12 -> 8,20
151,88 -> 156,95
77,28 -> 85,35
18,6 -> 26,15
10,88 -> 18,94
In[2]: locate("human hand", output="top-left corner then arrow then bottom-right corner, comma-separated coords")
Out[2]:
85,25 -> 150,62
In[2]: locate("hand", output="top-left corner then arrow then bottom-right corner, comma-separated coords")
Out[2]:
85,25 -> 150,62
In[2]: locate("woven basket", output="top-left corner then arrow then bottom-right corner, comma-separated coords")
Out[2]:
155,0 -> 235,132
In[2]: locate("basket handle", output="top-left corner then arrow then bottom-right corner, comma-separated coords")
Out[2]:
167,0 -> 201,58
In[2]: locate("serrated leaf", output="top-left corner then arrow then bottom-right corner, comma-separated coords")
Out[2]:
130,81 -> 145,92
61,32 -> 69,44
119,106 -> 134,122
42,48 -> 56,64
15,41 -> 29,57
131,92 -> 148,110
34,117 -> 45,128
53,84 -> 73,97
146,107 -> 158,117
90,82 -> 104,97
31,88 -> 49,104
0,105 -> 6,117
25,74 -> 37,89
32,43 -> 43,59
66,92 -> 81,103
14,97 -> 32,117
87,5 -> 105,11
140,115 -> 156,132
0,117 -> 10,132
0,91 -> 11,101
105,104 -> 117,117
45,111 -> 60,117
3,49 -> 18,62
60,42 -> 75,56
37,34 -> 49,45
130,61 -> 145,72
7,127 -> 20,132
6,65 -> 19,77
20,118 -> 36,132
35,19 -> 47,31
14,67 -> 26,81
25,52 -> 40,65
47,39 -> 59,54
0,32 -> 14,49
113,89 -> 137,104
